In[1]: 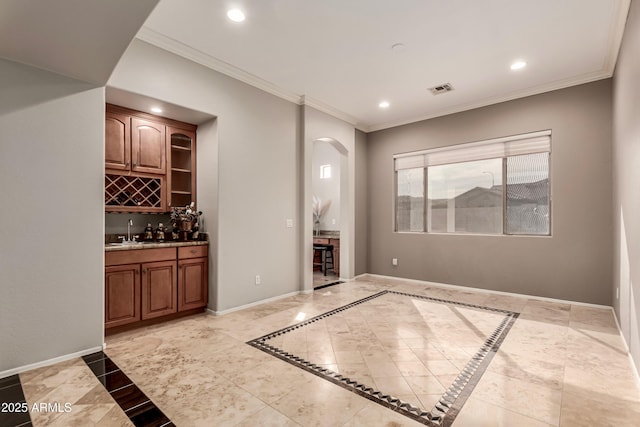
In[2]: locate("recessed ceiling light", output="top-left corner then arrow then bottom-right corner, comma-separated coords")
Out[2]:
378,101 -> 390,109
510,60 -> 527,71
151,107 -> 163,113
227,9 -> 245,22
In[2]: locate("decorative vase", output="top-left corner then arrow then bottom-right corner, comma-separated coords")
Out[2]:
179,221 -> 193,241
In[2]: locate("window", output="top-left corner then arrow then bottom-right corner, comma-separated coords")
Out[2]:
428,158 -> 503,234
396,168 -> 424,232
394,131 -> 551,235
320,164 -> 332,179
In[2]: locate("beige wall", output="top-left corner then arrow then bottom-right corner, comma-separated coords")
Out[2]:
613,0 -> 640,370
366,80 -> 613,304
355,129 -> 368,276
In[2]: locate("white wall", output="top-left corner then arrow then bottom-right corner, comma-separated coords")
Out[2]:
0,58 -> 104,373
108,40 -> 300,311
312,140 -> 341,231
613,0 -> 640,371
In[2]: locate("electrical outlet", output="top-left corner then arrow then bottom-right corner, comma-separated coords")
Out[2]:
331,218 -> 336,225
392,258 -> 398,266
286,219 -> 294,228
255,275 -> 261,285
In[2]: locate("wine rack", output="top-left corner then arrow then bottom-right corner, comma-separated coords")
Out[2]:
105,173 -> 165,212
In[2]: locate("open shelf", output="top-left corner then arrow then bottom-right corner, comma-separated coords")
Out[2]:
168,129 -> 196,209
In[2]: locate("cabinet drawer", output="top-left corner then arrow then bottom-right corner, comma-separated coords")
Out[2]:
178,245 -> 208,259
313,238 -> 329,244
106,247 -> 176,266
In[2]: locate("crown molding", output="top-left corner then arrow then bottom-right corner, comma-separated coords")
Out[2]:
136,0 -> 629,135
299,95 -> 362,128
136,26 -> 301,104
367,69 -> 612,133
135,27 -> 367,130
604,0 -> 631,74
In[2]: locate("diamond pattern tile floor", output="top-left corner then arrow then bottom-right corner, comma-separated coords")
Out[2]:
4,276 -> 640,426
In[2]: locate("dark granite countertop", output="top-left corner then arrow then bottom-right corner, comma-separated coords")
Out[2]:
105,240 -> 208,252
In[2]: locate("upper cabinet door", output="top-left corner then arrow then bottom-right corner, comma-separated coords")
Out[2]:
105,112 -> 130,171
131,118 -> 166,174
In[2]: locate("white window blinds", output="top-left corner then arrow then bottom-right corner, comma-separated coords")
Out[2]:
394,130 -> 551,170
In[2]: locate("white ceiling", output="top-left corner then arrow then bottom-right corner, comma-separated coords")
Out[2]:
0,0 -> 159,85
139,0 -> 630,131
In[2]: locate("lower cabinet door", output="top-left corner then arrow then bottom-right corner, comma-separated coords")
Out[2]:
141,260 -> 177,320
178,257 -> 208,311
105,264 -> 141,328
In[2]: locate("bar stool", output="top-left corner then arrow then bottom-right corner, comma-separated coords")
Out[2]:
313,244 -> 335,276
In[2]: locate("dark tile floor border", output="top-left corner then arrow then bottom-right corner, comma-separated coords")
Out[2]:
247,290 -> 519,426
314,280 -> 344,290
82,352 -> 175,427
0,374 -> 32,427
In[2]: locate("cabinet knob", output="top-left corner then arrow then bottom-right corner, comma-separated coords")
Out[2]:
142,268 -> 147,274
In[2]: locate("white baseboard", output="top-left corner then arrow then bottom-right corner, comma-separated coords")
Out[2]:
611,309 -> 640,390
361,273 -> 612,309
0,346 -> 103,379
207,277 -> 360,316
208,290 -> 303,316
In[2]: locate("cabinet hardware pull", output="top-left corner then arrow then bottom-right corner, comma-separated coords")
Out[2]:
143,268 -> 147,274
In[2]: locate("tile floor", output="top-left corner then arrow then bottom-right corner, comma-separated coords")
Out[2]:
6,276 -> 640,426
313,271 -> 340,289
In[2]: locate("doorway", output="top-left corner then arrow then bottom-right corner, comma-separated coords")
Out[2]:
310,137 -> 348,289
302,106 -> 356,293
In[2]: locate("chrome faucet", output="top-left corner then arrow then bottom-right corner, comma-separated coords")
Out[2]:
127,218 -> 133,242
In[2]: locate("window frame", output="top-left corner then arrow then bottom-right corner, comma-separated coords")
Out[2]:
393,131 -> 552,236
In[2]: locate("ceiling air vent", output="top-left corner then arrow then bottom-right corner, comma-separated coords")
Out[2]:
429,83 -> 454,95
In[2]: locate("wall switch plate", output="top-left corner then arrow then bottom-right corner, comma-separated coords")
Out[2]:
331,218 -> 336,225
392,258 -> 398,266
255,275 -> 261,285
616,287 -> 619,299
286,219 -> 293,228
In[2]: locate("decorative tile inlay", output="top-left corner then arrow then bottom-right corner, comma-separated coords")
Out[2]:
248,290 -> 519,426
82,352 -> 174,427
0,374 -> 32,427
